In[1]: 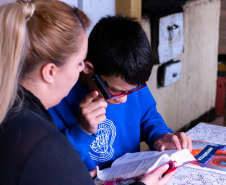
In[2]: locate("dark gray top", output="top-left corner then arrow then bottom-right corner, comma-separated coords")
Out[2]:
0,86 -> 94,185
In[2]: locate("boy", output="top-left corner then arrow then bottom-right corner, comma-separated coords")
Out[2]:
49,15 -> 192,171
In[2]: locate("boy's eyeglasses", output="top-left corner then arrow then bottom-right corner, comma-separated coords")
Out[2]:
92,74 -> 146,100
104,81 -> 147,100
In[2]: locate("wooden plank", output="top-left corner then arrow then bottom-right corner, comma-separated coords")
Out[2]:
144,0 -> 220,132
116,0 -> 141,22
219,0 -> 226,54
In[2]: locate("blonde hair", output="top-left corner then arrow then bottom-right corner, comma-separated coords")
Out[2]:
0,2 -> 31,124
0,0 -> 90,124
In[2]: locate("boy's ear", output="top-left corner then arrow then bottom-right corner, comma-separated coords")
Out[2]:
41,63 -> 57,84
83,60 -> 95,75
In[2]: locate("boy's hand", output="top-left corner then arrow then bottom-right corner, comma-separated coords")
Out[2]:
78,91 -> 108,134
153,132 -> 192,152
139,164 -> 175,185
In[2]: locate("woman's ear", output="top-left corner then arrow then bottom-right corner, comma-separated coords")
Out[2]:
41,63 -> 57,84
83,60 -> 95,75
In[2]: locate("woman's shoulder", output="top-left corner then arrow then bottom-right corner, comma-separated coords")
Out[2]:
0,105 -> 94,185
0,105 -> 60,158
5,105 -> 57,134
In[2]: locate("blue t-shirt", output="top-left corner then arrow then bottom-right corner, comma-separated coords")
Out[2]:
49,82 -> 173,171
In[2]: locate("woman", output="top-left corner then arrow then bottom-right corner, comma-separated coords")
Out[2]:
0,1 -> 174,185
0,1 -> 94,184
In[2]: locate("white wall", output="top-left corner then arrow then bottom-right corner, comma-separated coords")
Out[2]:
0,0 -> 115,35
62,0 -> 116,34
60,0 -> 78,7
78,0 -> 115,35
0,0 -> 15,4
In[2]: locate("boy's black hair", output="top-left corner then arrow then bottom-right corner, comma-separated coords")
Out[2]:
86,15 -> 153,85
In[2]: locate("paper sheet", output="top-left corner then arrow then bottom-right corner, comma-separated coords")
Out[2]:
97,154 -> 170,181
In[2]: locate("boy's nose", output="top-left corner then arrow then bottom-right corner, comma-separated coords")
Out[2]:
115,95 -> 127,103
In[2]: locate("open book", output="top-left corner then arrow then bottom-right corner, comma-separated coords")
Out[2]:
94,149 -> 196,185
186,140 -> 226,174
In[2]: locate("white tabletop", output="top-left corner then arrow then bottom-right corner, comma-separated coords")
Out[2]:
168,122 -> 226,185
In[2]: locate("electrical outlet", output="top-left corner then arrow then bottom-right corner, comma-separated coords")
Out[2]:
157,60 -> 182,87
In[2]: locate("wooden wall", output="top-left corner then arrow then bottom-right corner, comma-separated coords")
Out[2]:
116,0 -> 141,22
116,0 -> 220,151
140,0 -> 220,150
219,0 -> 226,54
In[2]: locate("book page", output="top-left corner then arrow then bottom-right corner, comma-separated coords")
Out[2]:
112,149 -> 192,167
97,154 -> 170,181
111,150 -> 164,167
96,149 -> 195,183
170,149 -> 196,166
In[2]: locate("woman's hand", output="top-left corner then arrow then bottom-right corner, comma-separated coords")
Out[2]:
89,166 -> 97,178
139,164 -> 175,185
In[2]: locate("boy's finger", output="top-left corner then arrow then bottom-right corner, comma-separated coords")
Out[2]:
187,135 -> 193,151
171,134 -> 181,150
81,100 -> 107,115
80,91 -> 99,106
154,142 -> 165,151
176,132 -> 188,149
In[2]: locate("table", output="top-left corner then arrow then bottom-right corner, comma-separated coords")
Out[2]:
168,122 -> 226,185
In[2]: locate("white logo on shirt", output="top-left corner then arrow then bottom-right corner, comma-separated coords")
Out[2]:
89,119 -> 116,162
